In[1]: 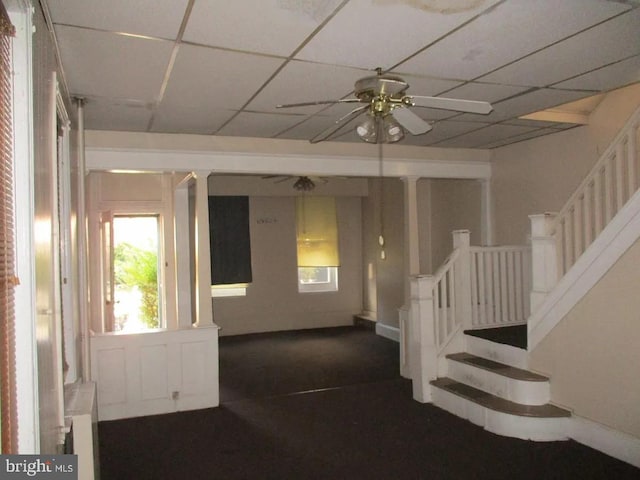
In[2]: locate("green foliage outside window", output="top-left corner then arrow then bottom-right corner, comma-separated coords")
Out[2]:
114,242 -> 159,328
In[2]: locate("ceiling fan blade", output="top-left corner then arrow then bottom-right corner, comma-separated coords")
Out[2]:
277,98 -> 361,109
409,95 -> 493,114
273,176 -> 292,184
391,107 -> 432,135
310,105 -> 369,144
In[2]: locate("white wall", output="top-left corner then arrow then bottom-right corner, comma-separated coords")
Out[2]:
209,181 -> 365,336
374,178 -> 405,329
492,83 -> 640,245
428,178 -> 483,270
530,238 -> 640,438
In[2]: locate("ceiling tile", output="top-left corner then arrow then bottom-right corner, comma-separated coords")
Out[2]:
247,61 -> 367,113
481,8 -> 640,87
412,120 -> 490,145
392,73 -> 463,96
217,112 -> 308,138
55,26 -> 173,100
396,0 -> 630,80
455,88 -> 593,122
47,0 -> 189,39
295,0 -> 501,69
480,127 -> 566,148
183,0 -> 344,56
277,115 -> 345,141
151,106 -> 236,135
435,124 -> 539,147
553,56 -> 640,91
82,97 -> 153,132
161,44 -> 284,110
438,82 -> 530,103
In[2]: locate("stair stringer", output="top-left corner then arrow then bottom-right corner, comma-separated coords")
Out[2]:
528,188 -> 640,350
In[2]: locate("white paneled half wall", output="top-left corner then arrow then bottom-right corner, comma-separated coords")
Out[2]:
90,326 -> 219,421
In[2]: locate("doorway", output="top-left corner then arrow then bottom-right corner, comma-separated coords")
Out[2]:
112,215 -> 163,332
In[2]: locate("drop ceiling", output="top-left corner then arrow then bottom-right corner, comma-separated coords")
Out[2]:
45,0 -> 640,149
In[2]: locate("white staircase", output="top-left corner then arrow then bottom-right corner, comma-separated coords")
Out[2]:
430,332 -> 570,441
407,104 -> 640,443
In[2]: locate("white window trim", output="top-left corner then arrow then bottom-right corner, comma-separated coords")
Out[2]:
298,266 -> 339,293
10,1 -> 40,453
210,283 -> 249,298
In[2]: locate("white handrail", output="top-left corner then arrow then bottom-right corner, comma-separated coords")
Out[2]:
552,106 -> 640,276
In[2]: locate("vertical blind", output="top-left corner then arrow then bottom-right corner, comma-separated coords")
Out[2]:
296,196 -> 340,267
0,0 -> 17,454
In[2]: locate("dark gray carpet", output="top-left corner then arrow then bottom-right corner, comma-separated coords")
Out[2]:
98,326 -> 639,479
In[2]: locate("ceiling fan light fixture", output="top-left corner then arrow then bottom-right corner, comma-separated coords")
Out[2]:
384,115 -> 404,143
293,176 -> 315,191
356,116 -> 378,143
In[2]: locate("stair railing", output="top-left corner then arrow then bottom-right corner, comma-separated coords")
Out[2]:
528,106 -> 640,312
408,230 -> 531,403
552,107 -> 640,277
469,245 -> 532,329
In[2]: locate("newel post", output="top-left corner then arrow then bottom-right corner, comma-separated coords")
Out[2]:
529,213 -> 558,312
410,275 -> 437,403
452,230 -> 472,331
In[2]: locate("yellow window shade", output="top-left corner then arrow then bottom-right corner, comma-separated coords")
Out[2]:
296,196 -> 340,267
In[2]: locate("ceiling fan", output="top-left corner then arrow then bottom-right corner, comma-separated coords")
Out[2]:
261,175 -> 328,191
277,68 -> 493,144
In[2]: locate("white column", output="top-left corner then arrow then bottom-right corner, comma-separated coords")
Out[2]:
174,175 -> 194,328
402,176 -> 421,303
76,97 -> 91,381
410,275 -> 437,403
480,179 -> 494,246
452,230 -> 472,331
401,176 -> 420,380
194,171 -> 214,327
529,213 -> 558,313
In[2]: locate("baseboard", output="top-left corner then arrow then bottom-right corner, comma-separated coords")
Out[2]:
376,323 -> 400,342
569,415 -> 640,468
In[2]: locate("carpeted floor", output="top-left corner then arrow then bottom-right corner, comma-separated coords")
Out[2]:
98,326 -> 639,479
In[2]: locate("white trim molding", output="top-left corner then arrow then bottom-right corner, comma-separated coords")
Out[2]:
570,415 -> 640,469
9,1 -> 39,454
375,323 -> 400,343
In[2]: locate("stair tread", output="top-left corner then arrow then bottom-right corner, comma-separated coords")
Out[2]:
446,352 -> 548,382
464,326 -> 527,349
431,377 -> 571,418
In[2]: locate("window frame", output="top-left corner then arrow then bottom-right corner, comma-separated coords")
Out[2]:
298,266 -> 339,293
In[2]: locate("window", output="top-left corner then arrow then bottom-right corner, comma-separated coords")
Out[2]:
296,196 -> 340,293
208,196 -> 252,297
112,215 -> 163,332
298,266 -> 338,293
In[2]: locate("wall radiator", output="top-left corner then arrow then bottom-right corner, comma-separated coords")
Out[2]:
64,382 -> 100,480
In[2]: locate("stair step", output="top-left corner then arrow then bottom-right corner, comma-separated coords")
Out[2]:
464,325 -> 527,349
464,334 -> 528,369
430,377 -> 570,418
446,352 -> 548,382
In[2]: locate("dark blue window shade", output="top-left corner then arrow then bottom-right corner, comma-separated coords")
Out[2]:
209,196 -> 252,285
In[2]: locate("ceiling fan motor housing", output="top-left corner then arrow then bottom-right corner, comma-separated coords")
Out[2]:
354,74 -> 409,101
